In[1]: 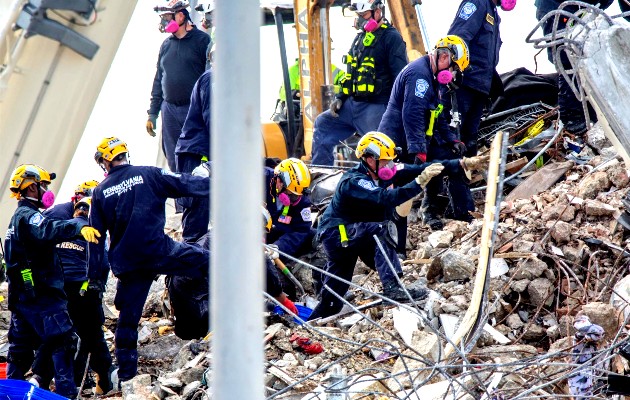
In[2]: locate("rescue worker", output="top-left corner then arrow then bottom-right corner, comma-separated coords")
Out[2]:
87,137 -> 210,385
379,35 -> 475,230
147,1 -> 210,173
4,164 -> 101,399
44,179 -> 99,220
534,0 -> 612,137
175,68 -> 212,243
53,198 -> 113,394
307,132 -> 441,321
195,1 -> 215,69
265,158 -> 315,260
446,0 -> 508,157
310,0 -> 408,166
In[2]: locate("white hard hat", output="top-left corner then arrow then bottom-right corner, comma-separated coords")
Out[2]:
195,0 -> 215,13
347,0 -> 381,12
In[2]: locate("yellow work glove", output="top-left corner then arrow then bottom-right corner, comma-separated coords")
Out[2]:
462,155 -> 490,171
415,163 -> 444,188
146,114 -> 157,137
80,226 -> 101,244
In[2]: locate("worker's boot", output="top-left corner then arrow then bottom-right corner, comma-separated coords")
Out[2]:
382,282 -> 428,303
422,212 -> 444,231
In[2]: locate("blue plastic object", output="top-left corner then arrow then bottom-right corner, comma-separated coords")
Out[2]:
0,379 -> 67,399
273,304 -> 313,324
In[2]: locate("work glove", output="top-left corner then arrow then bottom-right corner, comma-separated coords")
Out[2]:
79,279 -> 105,296
415,163 -> 444,188
192,162 -> 211,178
329,99 -> 343,118
281,296 -> 299,316
265,244 -> 280,260
415,153 -> 427,163
146,114 -> 158,137
80,226 -> 101,244
451,140 -> 467,157
462,155 -> 490,171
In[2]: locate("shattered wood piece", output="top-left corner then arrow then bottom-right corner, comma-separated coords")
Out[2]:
264,323 -> 284,343
402,258 -> 432,265
505,161 -> 574,201
505,157 -> 529,174
268,365 -> 303,389
483,324 -> 510,345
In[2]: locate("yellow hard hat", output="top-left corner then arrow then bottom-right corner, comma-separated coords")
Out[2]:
74,180 -> 99,196
262,206 -> 272,233
94,137 -> 128,164
9,164 -> 55,198
74,197 -> 92,211
434,35 -> 470,72
274,158 -> 311,195
355,132 -> 397,161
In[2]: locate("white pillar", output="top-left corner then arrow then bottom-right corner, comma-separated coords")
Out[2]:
211,0 -> 263,398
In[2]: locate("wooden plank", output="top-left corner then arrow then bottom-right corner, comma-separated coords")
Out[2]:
505,161 -> 574,201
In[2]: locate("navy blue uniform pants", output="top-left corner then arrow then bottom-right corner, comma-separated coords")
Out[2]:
7,295 -> 78,398
114,241 -> 209,382
422,142 -> 474,221
161,101 -> 190,173
308,222 -> 402,321
34,281 -> 112,388
536,7 -> 593,131
176,152 -> 211,243
311,98 -> 386,166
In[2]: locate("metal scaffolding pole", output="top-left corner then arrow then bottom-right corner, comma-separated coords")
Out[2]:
211,0 -> 263,398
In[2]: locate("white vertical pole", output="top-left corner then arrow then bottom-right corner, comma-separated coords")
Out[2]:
211,0 -> 263,398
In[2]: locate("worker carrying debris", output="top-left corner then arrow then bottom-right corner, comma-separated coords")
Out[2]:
4,164 -> 101,399
265,158 -> 315,260
379,35 -> 476,231
446,0 -> 509,157
310,0 -> 408,166
43,179 -> 99,220
87,136 -> 210,387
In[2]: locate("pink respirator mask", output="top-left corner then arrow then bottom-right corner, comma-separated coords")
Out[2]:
278,192 -> 302,207
500,0 -> 516,11
377,161 -> 397,181
437,70 -> 455,85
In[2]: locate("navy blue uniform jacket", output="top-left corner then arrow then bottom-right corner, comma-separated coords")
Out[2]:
264,168 -> 313,254
448,0 -> 502,95
43,201 -> 74,220
55,215 -> 90,282
4,200 -> 86,308
88,164 -> 210,278
176,69 -> 212,158
148,27 -> 210,115
379,55 -> 456,155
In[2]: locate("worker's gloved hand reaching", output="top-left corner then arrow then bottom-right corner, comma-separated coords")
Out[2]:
462,155 -> 490,171
146,114 -> 158,137
80,226 -> 101,244
329,99 -> 343,118
265,244 -> 280,260
451,140 -> 467,157
280,295 -> 299,316
415,163 -> 444,188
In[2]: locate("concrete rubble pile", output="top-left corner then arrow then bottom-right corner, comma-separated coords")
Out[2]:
2,128 -> 630,400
